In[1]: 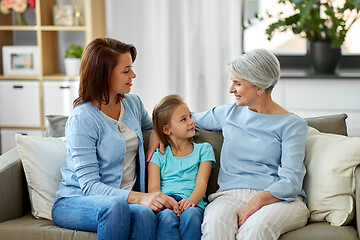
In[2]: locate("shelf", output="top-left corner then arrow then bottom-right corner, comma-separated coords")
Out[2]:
0,0 -> 105,151
40,25 -> 86,31
0,25 -> 38,31
0,25 -> 87,32
43,74 -> 80,80
0,126 -> 43,130
0,75 -> 39,80
281,68 -> 360,79
0,74 -> 80,80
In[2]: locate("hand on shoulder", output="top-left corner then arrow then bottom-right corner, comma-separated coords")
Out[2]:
146,131 -> 165,162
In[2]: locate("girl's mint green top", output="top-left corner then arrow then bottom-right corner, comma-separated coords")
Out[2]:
150,142 -> 215,209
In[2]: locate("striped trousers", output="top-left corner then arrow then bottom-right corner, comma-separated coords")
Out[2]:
201,189 -> 309,240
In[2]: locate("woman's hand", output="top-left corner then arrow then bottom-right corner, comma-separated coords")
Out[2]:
237,191 -> 281,228
237,196 -> 262,227
179,198 -> 196,212
146,131 -> 165,162
128,191 -> 180,216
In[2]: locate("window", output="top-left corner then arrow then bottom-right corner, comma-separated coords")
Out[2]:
243,0 -> 360,68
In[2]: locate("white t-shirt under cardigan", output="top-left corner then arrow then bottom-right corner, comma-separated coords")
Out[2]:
102,100 -> 138,191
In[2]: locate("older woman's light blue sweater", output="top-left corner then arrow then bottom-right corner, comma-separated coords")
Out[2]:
193,103 -> 308,202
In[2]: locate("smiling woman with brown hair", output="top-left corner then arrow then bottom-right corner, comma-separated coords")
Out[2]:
51,37 -> 179,240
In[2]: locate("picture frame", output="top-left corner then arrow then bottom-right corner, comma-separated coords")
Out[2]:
53,4 -> 74,26
2,46 -> 39,76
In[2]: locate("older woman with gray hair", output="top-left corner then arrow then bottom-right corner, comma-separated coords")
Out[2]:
193,49 -> 309,239
147,49 -> 309,239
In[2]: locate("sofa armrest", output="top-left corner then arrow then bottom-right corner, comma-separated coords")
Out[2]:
355,165 -> 360,238
0,148 -> 28,223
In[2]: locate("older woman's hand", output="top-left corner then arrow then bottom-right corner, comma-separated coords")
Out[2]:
237,191 -> 281,227
146,131 -> 165,162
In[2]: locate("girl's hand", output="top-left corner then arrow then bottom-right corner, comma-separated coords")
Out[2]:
179,198 -> 195,212
146,131 -> 165,162
128,191 -> 180,216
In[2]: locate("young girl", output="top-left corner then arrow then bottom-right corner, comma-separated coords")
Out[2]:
148,94 -> 215,240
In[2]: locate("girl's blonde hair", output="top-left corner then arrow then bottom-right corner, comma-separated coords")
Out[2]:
152,94 -> 191,146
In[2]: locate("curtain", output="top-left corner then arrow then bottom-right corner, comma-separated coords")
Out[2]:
106,0 -> 243,113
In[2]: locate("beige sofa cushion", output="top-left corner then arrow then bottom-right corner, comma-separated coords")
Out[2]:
304,127 -> 360,226
279,222 -> 358,240
15,135 -> 66,220
0,213 -> 96,240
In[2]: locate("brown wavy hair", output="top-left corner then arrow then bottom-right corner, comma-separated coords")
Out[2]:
73,38 -> 137,108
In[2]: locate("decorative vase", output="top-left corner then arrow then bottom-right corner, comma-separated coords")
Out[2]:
14,12 -> 28,26
309,41 -> 341,74
64,58 -> 81,76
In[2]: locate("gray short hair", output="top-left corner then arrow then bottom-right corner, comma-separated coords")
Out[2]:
228,49 -> 280,91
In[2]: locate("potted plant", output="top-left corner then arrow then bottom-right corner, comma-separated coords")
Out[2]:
64,43 -> 83,76
255,0 -> 360,73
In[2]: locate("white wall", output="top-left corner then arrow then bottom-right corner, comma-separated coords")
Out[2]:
105,0 -> 242,114
104,0 -> 360,137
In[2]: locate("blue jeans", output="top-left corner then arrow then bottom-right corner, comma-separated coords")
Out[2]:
52,196 -> 156,240
156,195 -> 204,240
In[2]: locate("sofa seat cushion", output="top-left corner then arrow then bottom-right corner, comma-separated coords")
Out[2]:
279,222 -> 358,240
0,214 -> 357,240
0,213 -> 96,240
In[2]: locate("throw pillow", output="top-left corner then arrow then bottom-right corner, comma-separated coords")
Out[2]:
304,127 -> 360,226
15,134 -> 66,220
305,113 -> 348,136
45,115 -> 68,137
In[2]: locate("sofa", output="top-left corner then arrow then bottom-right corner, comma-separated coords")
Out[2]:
0,113 -> 359,240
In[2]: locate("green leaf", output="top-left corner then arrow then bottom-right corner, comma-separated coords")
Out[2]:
259,0 -> 360,48
65,44 -> 83,58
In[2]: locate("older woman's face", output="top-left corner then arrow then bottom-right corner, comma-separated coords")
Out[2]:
110,52 -> 136,96
229,73 -> 258,106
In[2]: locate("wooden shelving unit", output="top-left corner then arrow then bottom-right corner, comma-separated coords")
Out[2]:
0,0 -> 105,153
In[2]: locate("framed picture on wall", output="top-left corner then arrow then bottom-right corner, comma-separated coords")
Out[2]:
2,46 -> 39,76
53,4 -> 74,26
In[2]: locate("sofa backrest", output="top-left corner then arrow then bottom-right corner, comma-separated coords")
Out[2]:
0,113 -> 347,221
143,113 -> 348,196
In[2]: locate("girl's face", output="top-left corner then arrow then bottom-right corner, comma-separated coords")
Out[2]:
109,52 -> 136,96
164,104 -> 196,140
229,73 -> 259,106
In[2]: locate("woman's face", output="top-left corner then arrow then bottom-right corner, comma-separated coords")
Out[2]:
110,52 -> 136,96
229,73 -> 259,106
